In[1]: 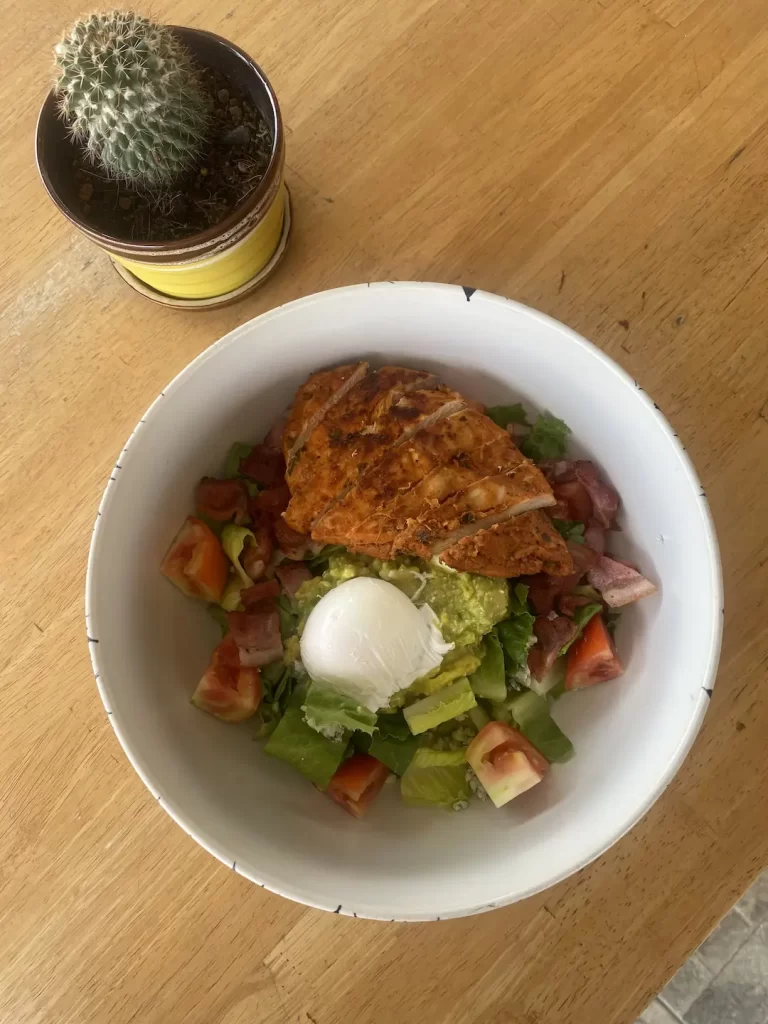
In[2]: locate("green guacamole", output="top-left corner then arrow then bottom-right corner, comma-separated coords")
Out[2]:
294,551 -> 509,647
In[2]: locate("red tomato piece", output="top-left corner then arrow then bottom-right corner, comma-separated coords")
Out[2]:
553,479 -> 593,524
161,516 -> 228,602
466,722 -> 549,807
240,444 -> 286,486
195,477 -> 248,522
191,635 -> 261,722
325,754 -> 390,818
565,614 -> 624,690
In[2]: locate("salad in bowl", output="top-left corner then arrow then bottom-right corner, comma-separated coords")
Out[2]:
162,362 -> 657,817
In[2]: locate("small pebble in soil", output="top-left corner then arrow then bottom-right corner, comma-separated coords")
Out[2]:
118,196 -> 132,210
222,125 -> 250,146
229,105 -> 242,122
236,160 -> 249,173
79,183 -> 93,201
217,88 -> 229,104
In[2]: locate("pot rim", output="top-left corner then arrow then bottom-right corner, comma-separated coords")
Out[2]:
35,25 -> 283,256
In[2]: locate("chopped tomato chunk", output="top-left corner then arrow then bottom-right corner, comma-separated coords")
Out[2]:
565,614 -> 624,690
191,635 -> 261,722
466,722 -> 549,807
161,516 -> 228,602
325,754 -> 390,818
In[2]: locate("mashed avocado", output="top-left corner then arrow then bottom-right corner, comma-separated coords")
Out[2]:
294,551 -> 509,647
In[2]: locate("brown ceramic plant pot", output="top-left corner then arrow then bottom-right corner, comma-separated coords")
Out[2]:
35,27 -> 290,309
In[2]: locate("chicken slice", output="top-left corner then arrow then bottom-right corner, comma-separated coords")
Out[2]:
284,377 -> 463,533
438,512 -> 573,577
283,361 -> 369,465
313,409 -> 513,545
394,461 -> 555,558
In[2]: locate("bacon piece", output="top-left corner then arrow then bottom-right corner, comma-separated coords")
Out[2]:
240,444 -> 286,486
558,593 -> 596,617
553,480 -> 593,523
241,579 -> 281,608
241,526 -> 273,580
276,561 -> 313,597
227,607 -> 283,667
195,477 -> 247,522
249,483 -> 290,518
573,461 -> 619,528
528,615 -> 579,680
274,517 -> 320,560
584,523 -> 606,555
587,555 -> 657,607
538,460 -> 576,484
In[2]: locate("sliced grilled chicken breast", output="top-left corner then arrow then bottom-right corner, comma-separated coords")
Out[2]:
439,512 -> 573,577
313,409 -> 514,545
395,462 -> 555,558
284,376 -> 463,534
283,361 -> 369,465
340,434 -> 527,557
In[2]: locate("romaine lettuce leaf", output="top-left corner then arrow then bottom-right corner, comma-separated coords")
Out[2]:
560,603 -> 602,654
469,632 -> 506,701
223,442 -> 252,479
264,692 -> 347,788
302,683 -> 377,742
552,519 -> 585,544
400,747 -> 471,809
360,713 -> 419,776
221,524 -> 255,586
496,589 -> 535,680
504,690 -> 574,763
487,403 -> 530,429
522,413 -> 571,462
403,678 -> 477,735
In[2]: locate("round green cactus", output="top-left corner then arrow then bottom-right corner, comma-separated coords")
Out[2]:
53,11 -> 209,188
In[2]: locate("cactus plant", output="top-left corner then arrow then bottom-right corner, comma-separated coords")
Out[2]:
53,11 -> 210,188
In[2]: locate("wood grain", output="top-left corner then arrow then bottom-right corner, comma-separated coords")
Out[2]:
1,1 -> 767,1021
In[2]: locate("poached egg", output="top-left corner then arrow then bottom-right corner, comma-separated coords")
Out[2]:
300,577 -> 453,711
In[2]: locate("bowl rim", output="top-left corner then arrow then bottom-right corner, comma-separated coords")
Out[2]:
85,281 -> 723,921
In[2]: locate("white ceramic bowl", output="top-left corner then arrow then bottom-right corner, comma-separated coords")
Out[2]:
86,282 -> 722,921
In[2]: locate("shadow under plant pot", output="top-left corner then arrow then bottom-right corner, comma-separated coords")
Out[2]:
36,26 -> 289,309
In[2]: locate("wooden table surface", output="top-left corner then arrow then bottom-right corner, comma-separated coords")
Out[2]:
2,1 -> 767,1021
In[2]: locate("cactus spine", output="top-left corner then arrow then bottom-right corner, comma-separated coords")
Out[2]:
53,11 -> 209,188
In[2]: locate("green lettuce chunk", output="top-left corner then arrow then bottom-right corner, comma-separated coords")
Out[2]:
552,519 -> 585,544
264,690 -> 347,788
522,413 -> 571,462
469,631 -> 506,702
494,690 -> 574,763
359,713 -> 420,776
221,524 -> 255,586
496,584 -> 535,683
487,403 -> 530,429
560,603 -> 602,654
403,678 -> 477,735
302,683 -> 377,742
400,747 -> 471,809
223,442 -> 252,479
